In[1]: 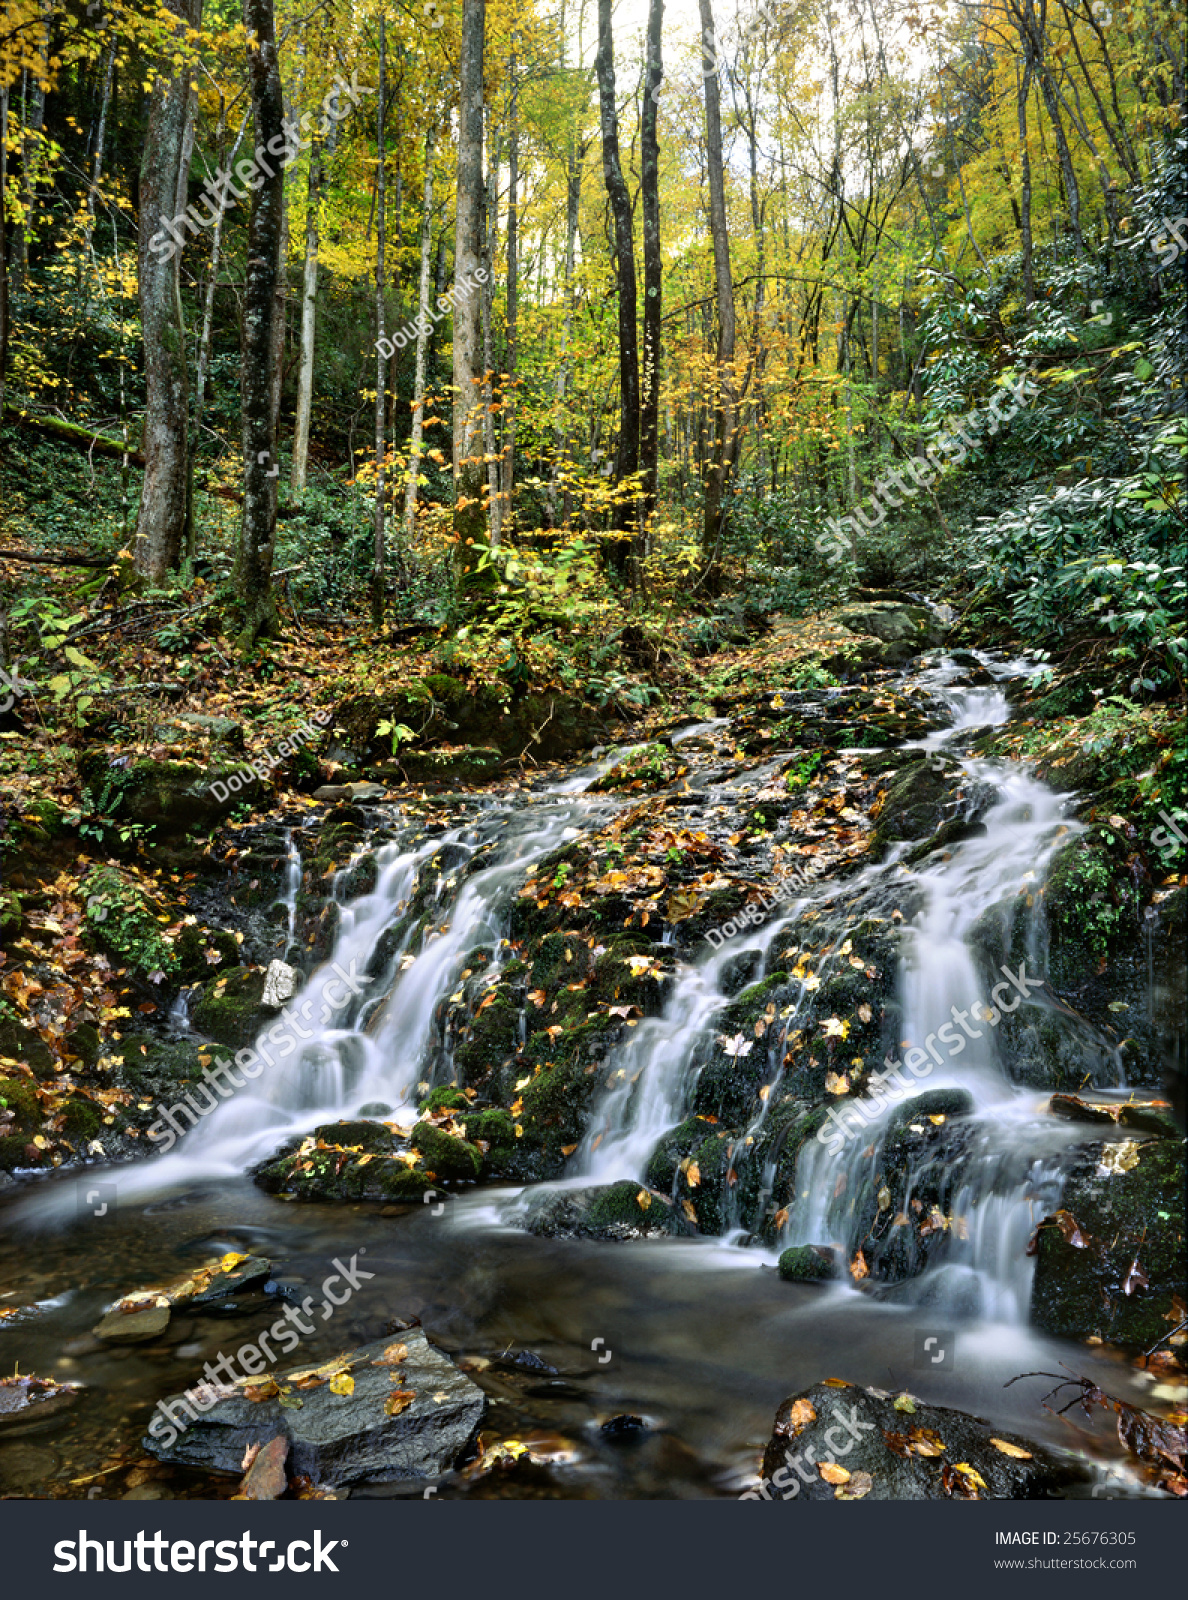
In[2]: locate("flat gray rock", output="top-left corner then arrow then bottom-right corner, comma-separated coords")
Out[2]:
143,1329 -> 484,1487
93,1302 -> 171,1343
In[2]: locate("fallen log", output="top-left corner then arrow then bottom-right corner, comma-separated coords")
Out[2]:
2,403 -> 145,467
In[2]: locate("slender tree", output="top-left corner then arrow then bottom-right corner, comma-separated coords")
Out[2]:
640,0 -> 663,531
403,124 -> 437,542
133,0 -> 203,583
453,0 -> 492,599
235,0 -> 285,646
372,17 -> 387,626
697,0 -> 736,589
595,0 -> 639,582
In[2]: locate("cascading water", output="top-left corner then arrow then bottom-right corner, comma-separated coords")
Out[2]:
52,653 -> 1128,1326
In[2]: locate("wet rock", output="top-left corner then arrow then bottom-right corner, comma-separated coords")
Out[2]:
834,603 -> 945,667
869,757 -> 964,857
410,1122 -> 482,1181
144,1329 -> 485,1488
188,967 -> 269,1051
187,1255 -> 271,1306
777,1245 -> 838,1283
754,1381 -> 1087,1500
0,1374 -> 82,1429
601,1414 -> 647,1437
1030,1135 -> 1187,1349
253,1122 -> 439,1203
93,1302 -> 172,1343
515,1181 -> 695,1241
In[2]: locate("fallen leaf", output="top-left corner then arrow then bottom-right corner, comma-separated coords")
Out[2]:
990,1438 -> 1032,1460
818,1461 -> 850,1484
384,1388 -> 415,1417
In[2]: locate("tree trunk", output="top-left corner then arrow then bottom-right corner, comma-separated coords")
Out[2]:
133,0 -> 203,584
0,88 -> 9,420
500,49 -> 519,542
482,116 -> 501,550
640,0 -> 663,537
453,0 -> 493,599
697,0 -> 735,590
234,0 -> 285,647
403,125 -> 437,543
1016,53 -> 1036,306
595,0 -> 640,582
372,18 -> 387,627
290,136 -> 322,495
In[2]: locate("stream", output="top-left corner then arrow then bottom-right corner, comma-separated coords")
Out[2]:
0,650 -> 1167,1498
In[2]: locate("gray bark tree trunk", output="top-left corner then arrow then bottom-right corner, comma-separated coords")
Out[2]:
134,0 -> 204,584
234,0 -> 285,646
403,125 -> 437,542
697,0 -> 736,590
453,0 -> 493,599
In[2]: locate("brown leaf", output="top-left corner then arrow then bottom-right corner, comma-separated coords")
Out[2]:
849,1250 -> 869,1282
818,1461 -> 850,1485
835,1468 -> 873,1499
384,1388 -> 416,1417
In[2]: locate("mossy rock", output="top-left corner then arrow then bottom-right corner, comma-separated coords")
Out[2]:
418,1087 -> 471,1115
410,1122 -> 482,1180
869,758 -> 962,857
517,1180 -> 694,1240
590,743 -> 682,793
188,968 -> 269,1050
462,1107 -> 517,1168
315,1119 -> 396,1153
778,1244 -> 838,1283
396,747 -> 502,785
254,1146 -> 436,1203
173,924 -> 242,984
81,866 -> 179,982
1030,1135 -> 1187,1348
0,889 -> 22,940
0,1016 -> 56,1077
79,752 -> 267,836
1040,832 -> 1141,990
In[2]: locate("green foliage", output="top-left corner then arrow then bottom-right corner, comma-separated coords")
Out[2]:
784,751 -> 823,790
80,866 -> 178,980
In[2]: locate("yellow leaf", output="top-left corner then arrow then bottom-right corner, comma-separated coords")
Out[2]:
953,1462 -> 988,1488
219,1252 -> 248,1271
329,1372 -> 355,1397
818,1461 -> 850,1484
636,1189 -> 652,1209
384,1388 -> 415,1417
686,1161 -> 701,1187
990,1438 -> 1032,1460
681,1199 -> 697,1222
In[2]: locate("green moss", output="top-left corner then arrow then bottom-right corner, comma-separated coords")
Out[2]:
410,1122 -> 482,1180
81,866 -> 179,980
778,1245 -> 838,1282
0,1075 -> 40,1125
187,968 -> 268,1049
418,1086 -> 471,1115
60,1097 -> 103,1139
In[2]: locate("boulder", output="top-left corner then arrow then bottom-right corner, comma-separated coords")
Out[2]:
93,1302 -> 172,1343
1030,1134 -> 1187,1348
515,1180 -> 695,1240
261,960 -> 299,1010
753,1380 -> 1087,1500
144,1330 -> 485,1488
778,1245 -> 838,1283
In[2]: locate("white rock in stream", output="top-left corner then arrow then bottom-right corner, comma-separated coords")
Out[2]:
261,960 -> 299,1010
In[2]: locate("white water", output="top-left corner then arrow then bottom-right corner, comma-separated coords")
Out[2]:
30,652 -> 1124,1328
